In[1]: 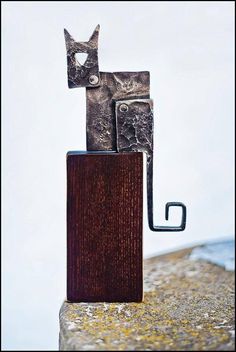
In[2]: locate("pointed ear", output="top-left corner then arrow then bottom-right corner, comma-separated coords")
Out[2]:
64,28 -> 75,49
89,24 -> 100,47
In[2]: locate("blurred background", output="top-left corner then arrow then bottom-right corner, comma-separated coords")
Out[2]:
2,1 -> 234,350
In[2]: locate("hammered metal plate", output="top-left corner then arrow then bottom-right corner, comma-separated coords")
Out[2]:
86,71 -> 150,151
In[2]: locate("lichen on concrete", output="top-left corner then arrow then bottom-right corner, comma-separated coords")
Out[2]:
59,247 -> 235,351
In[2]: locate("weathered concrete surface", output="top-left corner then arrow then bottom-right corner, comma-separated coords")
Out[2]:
59,247 -> 235,351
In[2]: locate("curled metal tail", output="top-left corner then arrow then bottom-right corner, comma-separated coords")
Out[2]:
147,158 -> 186,232
116,99 -> 187,232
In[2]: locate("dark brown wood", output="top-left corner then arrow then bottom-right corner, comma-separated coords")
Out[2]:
67,152 -> 143,302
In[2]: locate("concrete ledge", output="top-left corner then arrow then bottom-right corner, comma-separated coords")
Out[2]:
59,247 -> 235,351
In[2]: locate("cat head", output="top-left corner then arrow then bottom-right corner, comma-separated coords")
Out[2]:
64,25 -> 100,88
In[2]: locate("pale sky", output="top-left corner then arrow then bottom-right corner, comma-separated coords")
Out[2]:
2,1 -> 234,350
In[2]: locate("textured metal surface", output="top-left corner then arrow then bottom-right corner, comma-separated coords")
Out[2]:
64,25 -> 100,88
116,99 -> 186,231
86,71 -> 150,151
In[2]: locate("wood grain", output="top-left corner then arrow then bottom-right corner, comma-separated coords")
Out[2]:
67,152 -> 143,302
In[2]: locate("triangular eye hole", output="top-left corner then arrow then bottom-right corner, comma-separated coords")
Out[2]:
75,53 -> 88,66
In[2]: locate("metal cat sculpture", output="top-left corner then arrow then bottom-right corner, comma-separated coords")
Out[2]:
64,24 -> 187,232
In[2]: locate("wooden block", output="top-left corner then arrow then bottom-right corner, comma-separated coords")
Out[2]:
67,152 -> 143,302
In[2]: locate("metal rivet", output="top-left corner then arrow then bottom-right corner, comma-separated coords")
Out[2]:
119,104 -> 128,113
89,75 -> 99,85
